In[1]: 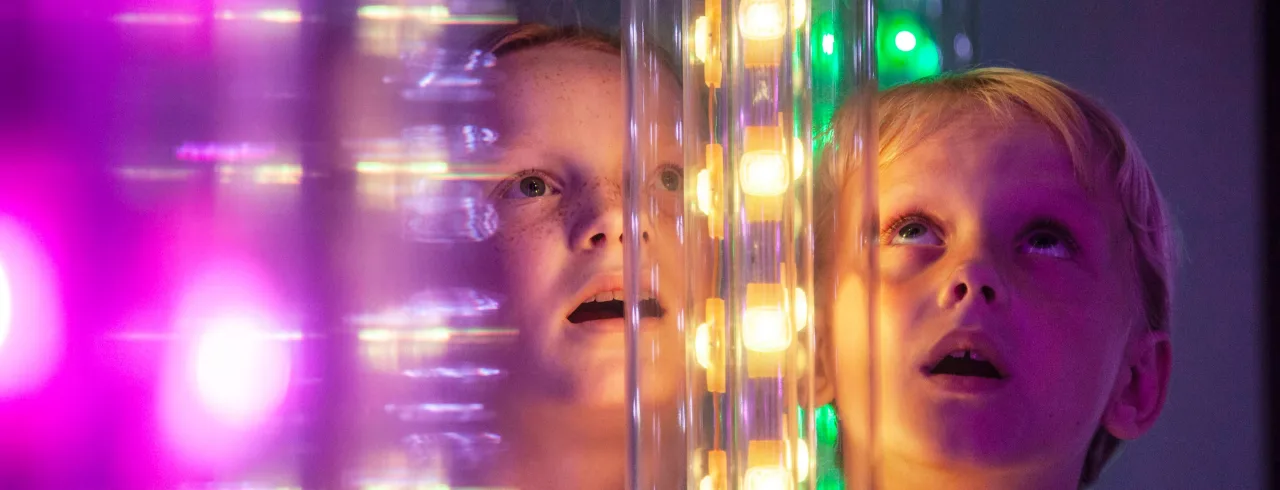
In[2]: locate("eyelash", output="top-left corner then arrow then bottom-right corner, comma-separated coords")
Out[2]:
1021,218 -> 1081,252
494,168 -> 561,199
879,212 -> 1082,255
656,164 -> 683,189
880,209 -> 942,244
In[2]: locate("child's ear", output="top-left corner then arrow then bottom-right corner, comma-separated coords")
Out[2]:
1102,330 -> 1172,440
813,331 -> 836,405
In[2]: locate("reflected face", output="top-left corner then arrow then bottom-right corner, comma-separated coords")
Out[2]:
488,46 -> 684,408
832,112 -> 1141,471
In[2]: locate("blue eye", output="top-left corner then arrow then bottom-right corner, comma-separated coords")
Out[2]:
1020,230 -> 1072,258
518,176 -> 548,197
887,218 -> 943,246
659,167 -> 683,192
501,172 -> 561,199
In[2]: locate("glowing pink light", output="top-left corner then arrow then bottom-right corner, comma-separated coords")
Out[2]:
160,261 -> 292,469
0,260 -> 11,349
0,218 -> 62,398
193,313 -> 291,427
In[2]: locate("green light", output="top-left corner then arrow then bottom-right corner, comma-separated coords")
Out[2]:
811,12 -> 842,83
893,30 -> 917,51
817,470 -> 847,490
816,403 -> 839,446
876,10 -> 941,88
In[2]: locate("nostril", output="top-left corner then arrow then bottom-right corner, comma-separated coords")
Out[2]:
953,283 -> 968,300
641,231 -> 649,242
981,285 -> 996,303
590,233 -> 607,246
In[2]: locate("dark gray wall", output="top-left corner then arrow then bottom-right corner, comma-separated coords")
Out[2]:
978,2 -> 1262,489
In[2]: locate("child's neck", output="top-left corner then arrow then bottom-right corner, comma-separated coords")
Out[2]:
878,453 -> 1082,490
502,405 -> 627,489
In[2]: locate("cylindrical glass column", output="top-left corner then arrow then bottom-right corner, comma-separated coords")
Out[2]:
624,0 -> 877,488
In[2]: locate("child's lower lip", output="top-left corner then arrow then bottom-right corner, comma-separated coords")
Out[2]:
571,317 -> 627,334
922,372 -> 1008,394
567,317 -> 662,336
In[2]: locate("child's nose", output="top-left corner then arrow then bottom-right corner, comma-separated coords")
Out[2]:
584,230 -> 649,247
939,261 -> 1005,309
575,212 -> 624,250
569,180 -> 653,251
570,198 -> 629,251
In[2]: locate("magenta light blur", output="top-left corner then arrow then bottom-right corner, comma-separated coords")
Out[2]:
0,217 -> 64,399
160,260 -> 294,470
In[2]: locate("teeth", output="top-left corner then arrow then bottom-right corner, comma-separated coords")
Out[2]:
944,349 -> 988,362
582,291 -> 658,303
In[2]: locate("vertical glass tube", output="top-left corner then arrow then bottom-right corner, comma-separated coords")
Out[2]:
625,0 -> 876,488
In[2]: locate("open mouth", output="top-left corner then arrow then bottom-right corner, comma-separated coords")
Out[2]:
928,349 -> 1004,380
566,290 -> 665,324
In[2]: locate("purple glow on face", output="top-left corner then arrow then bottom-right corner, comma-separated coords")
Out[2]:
160,261 -> 292,468
0,218 -> 63,398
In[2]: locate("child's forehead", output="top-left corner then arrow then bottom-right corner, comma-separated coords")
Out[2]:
878,109 -> 1128,229
886,110 -> 1066,176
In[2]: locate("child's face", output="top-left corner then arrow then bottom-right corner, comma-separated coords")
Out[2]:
488,47 -> 684,409
832,111 -> 1145,472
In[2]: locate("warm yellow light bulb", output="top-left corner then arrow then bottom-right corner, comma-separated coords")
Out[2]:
744,306 -> 789,352
744,466 -> 791,490
694,16 -> 710,63
695,321 -> 712,369
792,0 -> 806,27
740,151 -> 788,196
745,283 -> 791,352
793,287 -> 808,331
699,475 -> 718,490
738,0 -> 786,40
697,168 -> 714,215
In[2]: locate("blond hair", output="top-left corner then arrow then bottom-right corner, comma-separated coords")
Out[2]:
815,67 -> 1177,485
476,23 -> 621,58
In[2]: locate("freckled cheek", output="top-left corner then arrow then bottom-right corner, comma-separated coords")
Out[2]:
491,206 -> 570,303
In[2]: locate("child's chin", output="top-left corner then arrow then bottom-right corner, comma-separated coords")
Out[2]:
569,369 -> 629,407
917,417 -> 1038,467
880,401 -> 1032,465
559,365 -> 682,409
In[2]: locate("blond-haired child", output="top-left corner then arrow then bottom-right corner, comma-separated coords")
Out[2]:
817,67 -> 1176,489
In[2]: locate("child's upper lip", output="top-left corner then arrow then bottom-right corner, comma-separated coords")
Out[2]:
920,328 -> 1010,379
569,273 -> 625,311
565,274 -> 659,314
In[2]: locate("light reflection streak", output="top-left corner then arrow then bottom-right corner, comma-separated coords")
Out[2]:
112,12 -> 201,25
109,330 -> 306,342
357,161 -> 449,175
214,163 -> 304,186
109,8 -> 516,27
115,166 -> 197,182
353,327 -> 515,344
383,403 -> 493,423
176,142 -> 278,163
400,365 -> 504,381
403,181 -> 499,243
